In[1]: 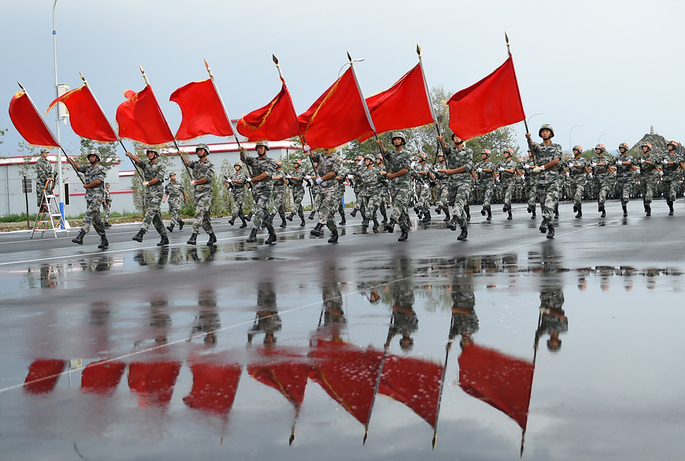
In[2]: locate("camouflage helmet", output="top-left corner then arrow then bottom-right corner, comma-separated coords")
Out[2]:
87,148 -> 100,161
419,153 -> 427,160
504,148 -> 514,156
594,144 -> 606,153
146,147 -> 159,156
481,149 -> 491,156
618,142 -> 629,151
572,145 -> 583,154
233,162 -> 242,168
376,154 -> 384,160
275,160 -> 282,167
169,171 -> 177,177
391,131 -> 406,145
667,141 -> 679,149
40,148 -> 49,154
450,132 -> 463,143
437,152 -> 446,159
255,140 -> 270,151
364,155 -> 375,162
640,142 -> 652,151
539,124 -> 555,137
196,143 -> 210,154
293,159 -> 303,166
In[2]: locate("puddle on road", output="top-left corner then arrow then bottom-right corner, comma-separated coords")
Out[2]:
1,250 -> 684,460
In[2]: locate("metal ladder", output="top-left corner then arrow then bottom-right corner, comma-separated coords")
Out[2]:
31,189 -> 70,238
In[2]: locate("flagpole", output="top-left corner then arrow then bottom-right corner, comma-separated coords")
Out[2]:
79,72 -> 145,181
347,52 -> 385,162
416,44 -> 441,137
432,336 -> 453,450
520,309 -> 543,457
139,65 -> 193,179
17,81 -> 85,186
505,33 -> 529,135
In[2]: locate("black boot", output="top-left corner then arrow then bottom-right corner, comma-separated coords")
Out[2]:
98,234 -> 109,249
229,216 -> 236,225
239,215 -> 248,228
539,218 -> 548,233
481,206 -> 486,216
287,212 -> 294,221
531,206 -> 537,219
398,230 -> 408,242
361,217 -> 369,232
422,210 -> 431,223
187,233 -> 198,245
600,204 -> 606,218
384,219 -> 396,233
546,222 -> 555,239
328,229 -> 339,243
486,206 -> 492,221
575,205 -> 582,219
298,211 -> 306,227
246,228 -> 258,243
265,225 -> 277,245
246,212 -> 254,221
554,205 -> 559,219
507,208 -> 513,220
622,203 -> 628,217
668,200 -> 674,216
72,230 -> 86,245
447,216 -> 457,231
104,222 -> 111,229
350,208 -> 357,218
457,226 -> 468,241
310,223 -> 324,237
308,210 -> 316,220
372,219 -> 380,233
207,233 -> 217,246
132,229 -> 146,242
645,202 -> 651,217
166,223 -> 175,233
573,204 -> 578,213
442,206 -> 451,222
339,215 -> 346,225
157,234 -> 169,246
179,219 -> 185,231
435,206 -> 442,215
465,205 -> 471,222
380,205 -> 388,224
279,211 -> 287,228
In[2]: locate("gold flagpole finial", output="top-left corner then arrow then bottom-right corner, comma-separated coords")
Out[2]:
416,44 -> 422,58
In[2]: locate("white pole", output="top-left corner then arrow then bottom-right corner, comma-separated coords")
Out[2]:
52,0 -> 65,223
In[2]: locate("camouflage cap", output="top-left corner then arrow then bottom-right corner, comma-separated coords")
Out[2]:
146,147 -> 159,155
640,142 -> 652,150
481,149 -> 491,156
667,141 -> 679,149
196,143 -> 210,154
169,171 -> 177,176
234,162 -> 243,168
391,131 -> 406,145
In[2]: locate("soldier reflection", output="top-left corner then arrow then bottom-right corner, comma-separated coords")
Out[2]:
134,295 -> 172,348
533,245 -> 566,352
247,280 -> 281,345
448,257 -> 478,349
384,255 -> 416,352
189,288 -> 221,346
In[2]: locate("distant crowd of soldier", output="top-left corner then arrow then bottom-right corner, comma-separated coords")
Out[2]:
33,123 -> 685,248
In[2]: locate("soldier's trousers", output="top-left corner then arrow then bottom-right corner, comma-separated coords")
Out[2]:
501,179 -> 515,207
479,182 -> 495,208
232,191 -> 246,217
526,182 -> 537,208
364,193 -> 381,221
390,181 -> 411,232
142,191 -> 167,236
103,203 -> 111,223
435,182 -> 450,208
192,193 -> 215,235
537,180 -> 561,221
663,178 -> 679,202
615,178 -> 632,204
572,178 -> 586,207
317,189 -> 338,231
640,175 -> 657,203
597,176 -> 612,206
450,182 -> 472,228
82,196 -> 106,236
168,199 -> 182,226
292,187 -> 305,214
252,190 -> 274,231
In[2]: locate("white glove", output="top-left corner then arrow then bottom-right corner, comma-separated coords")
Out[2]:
191,180 -> 197,185
663,159 -> 669,164
477,168 -> 483,173
640,159 -> 645,164
357,159 -> 364,165
498,167 -> 504,171
589,173 -> 594,179
303,145 -> 311,152
316,177 -> 323,185
566,172 -> 570,178
246,178 -> 252,183
347,174 -> 354,179
635,168 -> 640,174
423,184 -> 429,189
495,177 -> 500,183
532,166 -> 542,173
143,181 -> 149,187
591,162 -> 597,167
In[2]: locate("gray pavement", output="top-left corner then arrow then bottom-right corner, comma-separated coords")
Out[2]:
1,199 -> 684,460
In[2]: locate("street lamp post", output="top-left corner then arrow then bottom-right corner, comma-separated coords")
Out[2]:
569,124 -> 582,152
52,0 -> 64,221
527,112 -> 543,129
597,133 -> 609,146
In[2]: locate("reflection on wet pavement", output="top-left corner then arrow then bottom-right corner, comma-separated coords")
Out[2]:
2,244 -> 685,460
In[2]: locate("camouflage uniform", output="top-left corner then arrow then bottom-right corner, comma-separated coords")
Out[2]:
360,161 -> 385,230
138,159 -> 167,237
244,154 -> 276,231
613,153 -> 634,207
637,150 -> 660,214
496,157 -> 518,215
35,155 -> 55,208
313,151 -> 341,234
75,162 -> 106,237
443,143 -> 474,230
288,165 -> 307,224
530,141 -> 563,222
384,147 -> 413,235
188,158 -> 215,235
520,155 -> 539,216
335,166 -> 348,224
102,185 -> 112,226
591,153 -> 613,212
567,155 -> 590,214
228,168 -> 249,219
165,180 -> 185,228
661,151 -> 682,206
413,159 -> 433,221
474,158 -> 496,214
272,165 -> 288,226
433,155 -> 451,218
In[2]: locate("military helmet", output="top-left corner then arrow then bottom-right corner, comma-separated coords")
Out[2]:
437,152 -> 445,158
146,147 -> 159,156
255,140 -> 270,151
572,145 -> 583,153
364,155 -> 375,162
539,124 -> 555,137
87,148 -> 101,161
481,149 -> 491,156
293,159 -> 303,166
276,160 -> 282,167
169,171 -> 177,176
196,143 -> 210,154
391,131 -> 406,145
667,141 -> 679,149
450,132 -> 463,143
618,142 -> 629,151
594,144 -> 606,153
234,162 -> 242,168
640,142 -> 652,151
505,148 -> 514,156
40,148 -> 49,154
376,154 -> 384,160
419,153 -> 427,160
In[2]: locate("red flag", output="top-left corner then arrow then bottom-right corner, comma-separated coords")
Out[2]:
297,67 -> 374,149
23,359 -> 67,394
81,360 -> 126,396
46,85 -> 118,142
9,91 -> 60,148
116,85 -> 175,144
247,348 -> 309,412
127,360 -> 181,408
237,77 -> 301,142
447,54 -> 526,140
169,79 -> 234,140
358,63 -> 435,141
183,360 -> 242,416
458,344 -> 534,431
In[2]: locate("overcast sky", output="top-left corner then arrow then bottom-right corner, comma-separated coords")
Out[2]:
2,0 -> 683,159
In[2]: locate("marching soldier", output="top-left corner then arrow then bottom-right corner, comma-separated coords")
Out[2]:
35,148 -> 54,213
287,159 -> 307,227
67,149 -> 108,249
591,144 -> 613,217
181,143 -> 218,246
377,132 -> 413,241
272,160 -> 289,228
661,141 -> 684,215
126,148 -> 169,246
360,154 -> 384,233
433,152 -> 451,222
225,162 -> 249,228
240,141 -> 278,245
520,149 -> 539,219
163,172 -> 186,232
567,146 -> 591,218
102,183 -> 112,228
613,143 -> 634,217
438,132 -> 473,241
309,147 -> 342,243
636,142 -> 660,216
414,153 -> 434,223
525,124 -> 563,238
497,148 -> 519,220
376,154 -> 390,223
474,149 -> 496,221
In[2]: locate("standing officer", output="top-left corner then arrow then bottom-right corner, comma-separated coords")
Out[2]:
636,142 -> 660,216
613,143 -> 634,217
35,148 -> 54,213
181,143 -> 217,246
309,147 -> 342,243
568,146 -> 591,218
526,124 -> 562,238
591,144 -> 613,217
377,132 -> 412,241
474,149 -> 496,221
163,172 -> 186,232
67,149 -> 108,249
661,141 -> 683,215
126,148 -> 169,246
438,132 -> 473,240
240,141 -> 278,245
497,148 -> 519,220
